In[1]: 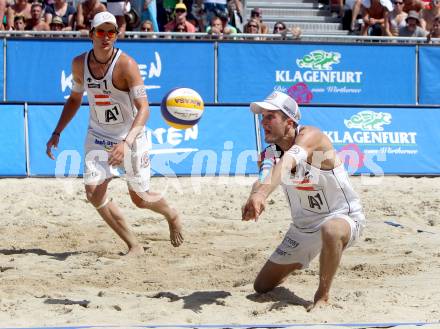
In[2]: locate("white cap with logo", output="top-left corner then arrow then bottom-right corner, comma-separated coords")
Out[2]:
250,91 -> 301,123
91,11 -> 118,29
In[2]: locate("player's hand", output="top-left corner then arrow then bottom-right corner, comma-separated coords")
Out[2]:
46,134 -> 60,160
108,142 -> 125,167
241,192 -> 266,222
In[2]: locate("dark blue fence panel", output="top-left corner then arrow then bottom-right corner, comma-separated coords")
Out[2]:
0,105 -> 26,176
218,43 -> 416,105
7,40 -> 214,103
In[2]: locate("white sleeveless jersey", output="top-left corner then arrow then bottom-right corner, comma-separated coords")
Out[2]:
84,49 -> 142,140
260,132 -> 364,232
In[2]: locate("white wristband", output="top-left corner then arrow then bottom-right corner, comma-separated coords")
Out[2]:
285,145 -> 308,164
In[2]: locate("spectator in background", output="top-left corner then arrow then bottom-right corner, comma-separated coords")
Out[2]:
13,14 -> 26,30
140,0 -> 159,31
206,13 -> 235,38
249,7 -> 268,34
49,15 -> 64,35
106,0 -> 127,37
399,9 -> 428,36
44,0 -> 75,31
26,2 -> 50,31
403,0 -> 426,28
76,0 -> 106,32
272,20 -> 287,38
227,0 -> 243,32
0,0 -> 5,30
243,17 -> 263,39
6,0 -> 31,30
422,0 -> 440,31
427,15 -> 440,41
360,0 -> 392,35
164,2 -> 195,32
196,0 -> 227,29
385,0 -> 407,35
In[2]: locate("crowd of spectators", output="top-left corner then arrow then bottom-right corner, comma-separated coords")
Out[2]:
0,0 -> 303,39
0,0 -> 438,40
340,0 -> 440,40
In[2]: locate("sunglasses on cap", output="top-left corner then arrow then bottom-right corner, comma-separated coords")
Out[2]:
94,29 -> 118,38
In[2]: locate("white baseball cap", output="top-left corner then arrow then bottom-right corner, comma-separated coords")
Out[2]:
250,91 -> 301,123
91,11 -> 118,29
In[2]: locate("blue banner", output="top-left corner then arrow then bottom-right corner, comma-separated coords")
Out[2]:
147,106 -> 257,176
0,105 -> 26,176
218,43 -> 416,105
259,106 -> 440,175
7,40 -> 214,103
27,105 -> 89,176
418,46 -> 440,105
0,39 -> 3,100
27,105 -> 257,177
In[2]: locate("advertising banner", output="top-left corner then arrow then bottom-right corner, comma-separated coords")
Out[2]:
218,43 -> 416,105
7,40 -> 214,103
0,105 -> 26,176
27,105 -> 257,177
259,106 -> 439,175
419,46 -> 440,105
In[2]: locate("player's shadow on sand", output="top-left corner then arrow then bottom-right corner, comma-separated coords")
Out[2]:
247,287 -> 312,310
0,248 -> 81,261
150,291 -> 231,312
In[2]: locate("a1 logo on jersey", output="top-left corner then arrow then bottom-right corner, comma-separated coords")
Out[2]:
94,103 -> 125,124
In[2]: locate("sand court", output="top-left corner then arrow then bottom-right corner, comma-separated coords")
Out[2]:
0,176 -> 439,327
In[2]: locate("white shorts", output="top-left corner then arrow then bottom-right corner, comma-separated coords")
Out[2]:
107,1 -> 126,16
269,212 -> 365,267
83,131 -> 150,192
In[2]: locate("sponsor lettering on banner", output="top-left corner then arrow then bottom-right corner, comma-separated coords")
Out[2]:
274,50 -> 364,103
321,110 -> 418,174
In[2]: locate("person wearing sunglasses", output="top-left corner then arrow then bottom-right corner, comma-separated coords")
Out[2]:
46,11 -> 184,256
249,7 -> 268,34
384,0 -> 408,36
164,2 -> 196,34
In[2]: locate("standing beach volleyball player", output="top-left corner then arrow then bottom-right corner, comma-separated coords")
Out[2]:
242,91 -> 366,310
46,11 -> 183,255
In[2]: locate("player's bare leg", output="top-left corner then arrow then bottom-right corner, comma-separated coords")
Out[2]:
129,190 -> 184,247
308,219 -> 350,312
86,181 -> 143,256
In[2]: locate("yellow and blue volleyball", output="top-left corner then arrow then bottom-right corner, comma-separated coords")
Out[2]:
160,88 -> 204,129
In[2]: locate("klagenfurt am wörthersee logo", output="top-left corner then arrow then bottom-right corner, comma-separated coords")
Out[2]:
274,50 -> 363,95
324,110 -> 418,156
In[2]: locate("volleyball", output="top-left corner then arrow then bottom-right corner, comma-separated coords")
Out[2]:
160,88 -> 204,129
